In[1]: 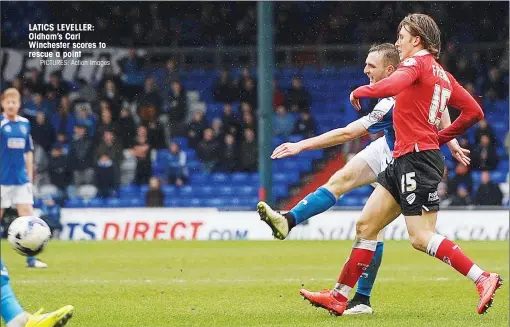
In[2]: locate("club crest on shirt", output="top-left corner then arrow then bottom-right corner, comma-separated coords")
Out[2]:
19,125 -> 27,135
368,110 -> 384,123
4,125 -> 11,133
403,58 -> 417,67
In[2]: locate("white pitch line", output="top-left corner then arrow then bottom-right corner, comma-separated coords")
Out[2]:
11,277 -> 463,285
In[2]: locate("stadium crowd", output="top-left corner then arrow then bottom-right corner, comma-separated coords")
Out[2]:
1,2 -> 508,210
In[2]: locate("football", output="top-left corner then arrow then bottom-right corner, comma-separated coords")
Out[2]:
7,216 -> 51,256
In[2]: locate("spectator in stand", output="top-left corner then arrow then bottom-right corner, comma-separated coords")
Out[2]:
220,134 -> 239,173
74,104 -> 97,138
136,77 -> 163,115
96,130 -> 123,175
164,59 -> 181,86
273,79 -> 286,108
237,67 -> 255,94
475,171 -> 503,205
448,163 -> 473,195
23,92 -> 50,124
273,105 -> 295,137
75,78 -> 97,104
95,106 -> 118,144
33,144 -> 50,187
472,134 -> 499,171
139,103 -> 167,149
54,132 -> 70,154
221,103 -> 241,137
131,126 -> 153,185
197,128 -> 220,173
240,102 -> 253,115
38,196 -> 63,237
48,144 -> 71,197
69,124 -> 95,186
286,76 -> 310,113
25,68 -> 45,94
98,65 -> 123,94
117,106 -> 137,149
293,109 -> 317,138
241,111 -> 257,134
240,128 -> 257,172
213,68 -> 236,103
46,72 -> 70,101
211,118 -> 224,141
146,177 -> 164,207
167,80 -> 187,136
95,154 -> 117,198
239,78 -> 257,109
165,142 -> 188,186
32,111 -> 55,153
475,119 -> 497,146
483,67 -> 506,100
450,184 -> 472,206
99,80 -> 123,119
187,111 -> 207,148
454,56 -> 477,85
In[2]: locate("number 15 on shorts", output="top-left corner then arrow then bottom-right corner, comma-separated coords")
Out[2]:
401,172 -> 416,193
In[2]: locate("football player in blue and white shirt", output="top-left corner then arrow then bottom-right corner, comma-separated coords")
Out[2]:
257,44 -> 469,314
1,88 -> 47,269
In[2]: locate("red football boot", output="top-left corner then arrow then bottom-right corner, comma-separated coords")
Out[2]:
476,272 -> 503,314
299,289 -> 347,316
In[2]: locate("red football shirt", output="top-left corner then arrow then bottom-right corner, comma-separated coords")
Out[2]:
353,50 -> 483,158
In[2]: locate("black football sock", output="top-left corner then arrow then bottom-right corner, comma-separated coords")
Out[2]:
283,212 -> 296,230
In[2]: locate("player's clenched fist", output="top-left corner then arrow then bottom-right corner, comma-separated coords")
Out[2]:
350,91 -> 361,111
271,142 -> 303,159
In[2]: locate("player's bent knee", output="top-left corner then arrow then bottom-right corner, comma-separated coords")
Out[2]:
408,233 -> 429,252
355,219 -> 378,240
325,170 -> 353,196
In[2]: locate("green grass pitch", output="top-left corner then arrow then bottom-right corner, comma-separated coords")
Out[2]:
1,240 -> 508,327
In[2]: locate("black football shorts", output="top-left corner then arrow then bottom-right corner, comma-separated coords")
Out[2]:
377,149 -> 445,216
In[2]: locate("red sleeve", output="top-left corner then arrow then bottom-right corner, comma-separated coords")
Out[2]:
353,57 -> 421,98
437,72 -> 484,145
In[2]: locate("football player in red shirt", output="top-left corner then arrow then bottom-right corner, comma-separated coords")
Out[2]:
300,14 -> 502,316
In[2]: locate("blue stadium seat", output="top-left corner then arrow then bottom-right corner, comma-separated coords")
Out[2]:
179,185 -> 194,196
84,197 -> 104,208
211,173 -> 228,184
204,198 -> 228,207
219,186 -> 235,196
120,198 -> 144,207
348,185 -> 373,197
162,185 -> 177,196
106,198 -> 122,208
65,198 -> 85,208
190,172 -> 210,184
119,185 -> 140,198
234,186 -> 257,196
231,172 -> 249,184
196,186 -> 215,198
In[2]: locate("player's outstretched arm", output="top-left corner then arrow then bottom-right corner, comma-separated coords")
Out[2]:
271,121 -> 368,159
437,73 -> 484,145
350,65 -> 420,110
439,108 -> 471,166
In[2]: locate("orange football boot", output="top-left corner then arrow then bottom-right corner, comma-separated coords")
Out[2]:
299,289 -> 347,316
476,273 -> 503,314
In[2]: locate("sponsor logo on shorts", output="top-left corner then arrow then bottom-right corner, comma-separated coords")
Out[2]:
428,191 -> 439,202
406,193 -> 416,205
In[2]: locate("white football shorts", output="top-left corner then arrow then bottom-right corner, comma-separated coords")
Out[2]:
357,136 -> 393,187
1,183 -> 34,208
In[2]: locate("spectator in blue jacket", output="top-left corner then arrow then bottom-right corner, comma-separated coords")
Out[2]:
273,105 -> 295,137
165,141 -> 188,186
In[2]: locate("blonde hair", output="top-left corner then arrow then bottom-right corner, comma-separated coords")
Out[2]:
1,88 -> 21,102
398,13 -> 441,59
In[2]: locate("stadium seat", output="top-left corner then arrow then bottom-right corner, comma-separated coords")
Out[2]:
162,185 -> 177,196
87,197 -> 105,207
65,198 -> 85,208
211,173 -> 229,184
